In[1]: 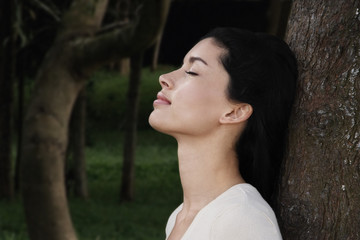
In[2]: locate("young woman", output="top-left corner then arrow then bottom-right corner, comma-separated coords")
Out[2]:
149,27 -> 298,240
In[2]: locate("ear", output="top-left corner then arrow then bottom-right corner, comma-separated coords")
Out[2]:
219,103 -> 253,124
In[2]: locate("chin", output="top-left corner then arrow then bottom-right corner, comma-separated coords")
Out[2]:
149,111 -> 164,132
148,111 -> 175,136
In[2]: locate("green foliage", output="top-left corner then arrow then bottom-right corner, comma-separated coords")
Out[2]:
0,66 -> 182,240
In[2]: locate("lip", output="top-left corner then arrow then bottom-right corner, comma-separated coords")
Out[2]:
153,92 -> 171,106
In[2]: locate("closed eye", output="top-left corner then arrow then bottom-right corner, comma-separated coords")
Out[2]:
185,70 -> 198,76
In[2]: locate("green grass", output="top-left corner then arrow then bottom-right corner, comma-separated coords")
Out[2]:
0,201 -> 28,240
0,66 -> 182,240
0,130 -> 180,240
72,129 -> 180,240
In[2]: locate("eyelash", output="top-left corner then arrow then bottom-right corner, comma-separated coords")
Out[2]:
185,70 -> 198,76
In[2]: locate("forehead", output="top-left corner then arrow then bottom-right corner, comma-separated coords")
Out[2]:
184,38 -> 226,66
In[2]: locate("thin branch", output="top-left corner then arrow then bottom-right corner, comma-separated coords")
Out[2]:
30,0 -> 61,22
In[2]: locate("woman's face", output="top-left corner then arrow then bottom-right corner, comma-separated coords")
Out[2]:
149,38 -> 234,138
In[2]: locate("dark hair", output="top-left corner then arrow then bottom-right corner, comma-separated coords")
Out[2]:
202,28 -> 298,203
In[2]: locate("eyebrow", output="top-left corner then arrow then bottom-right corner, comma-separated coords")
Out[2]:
188,56 -> 208,66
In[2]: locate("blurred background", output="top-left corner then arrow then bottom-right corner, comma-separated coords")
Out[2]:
0,0 -> 291,239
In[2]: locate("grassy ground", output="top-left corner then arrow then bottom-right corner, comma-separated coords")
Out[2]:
0,66 -> 182,240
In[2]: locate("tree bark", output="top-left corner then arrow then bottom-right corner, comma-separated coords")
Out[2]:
0,0 -> 15,200
278,1 -> 360,239
120,52 -> 143,201
20,0 -> 171,239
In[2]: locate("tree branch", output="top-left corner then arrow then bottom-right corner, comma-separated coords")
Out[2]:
56,0 -> 109,42
72,0 -> 171,71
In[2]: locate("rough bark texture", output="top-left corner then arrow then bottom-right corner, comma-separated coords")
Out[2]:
0,0 -> 15,200
121,53 -> 143,201
20,0 -> 171,239
278,1 -> 360,239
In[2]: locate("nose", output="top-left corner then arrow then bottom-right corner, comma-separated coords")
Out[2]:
159,72 -> 173,89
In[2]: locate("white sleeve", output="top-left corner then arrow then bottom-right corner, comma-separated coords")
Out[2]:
210,205 -> 283,240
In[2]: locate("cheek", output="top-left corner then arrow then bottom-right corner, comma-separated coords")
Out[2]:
174,84 -> 227,122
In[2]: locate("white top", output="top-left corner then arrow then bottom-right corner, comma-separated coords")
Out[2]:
165,184 -> 282,240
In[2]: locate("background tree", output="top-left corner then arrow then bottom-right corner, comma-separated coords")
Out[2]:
278,0 -> 360,239
120,0 -> 170,202
0,0 -> 17,200
121,52 -> 144,201
67,88 -> 88,199
20,0 -> 170,239
1,0 -> 72,195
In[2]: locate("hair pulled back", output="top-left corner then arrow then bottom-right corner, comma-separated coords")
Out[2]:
202,28 -> 298,203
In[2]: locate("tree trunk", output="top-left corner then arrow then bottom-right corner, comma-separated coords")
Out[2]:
0,0 -> 15,200
151,32 -> 163,71
21,1 -> 109,239
120,58 -> 130,75
20,0 -> 170,238
15,53 -> 25,193
120,52 -> 143,201
278,1 -> 360,239
68,87 -> 88,199
21,52 -> 83,240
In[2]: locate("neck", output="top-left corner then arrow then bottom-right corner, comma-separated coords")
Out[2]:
175,134 -> 245,213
